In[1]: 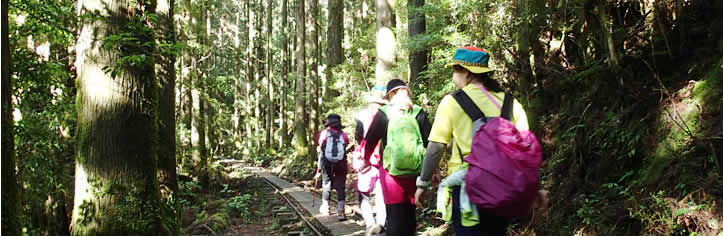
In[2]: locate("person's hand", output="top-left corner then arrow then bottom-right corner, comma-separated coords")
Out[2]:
414,188 -> 425,209
432,171 -> 441,188
314,172 -> 321,181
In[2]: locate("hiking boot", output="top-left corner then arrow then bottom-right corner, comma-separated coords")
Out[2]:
319,200 -> 329,215
336,200 -> 346,221
365,224 -> 383,236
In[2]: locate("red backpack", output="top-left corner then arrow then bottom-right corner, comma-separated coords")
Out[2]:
452,84 -> 542,219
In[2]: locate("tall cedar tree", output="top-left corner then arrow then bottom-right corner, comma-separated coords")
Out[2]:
327,0 -> 343,70
234,12 -> 242,139
2,0 -> 21,233
308,0 -> 320,150
71,0 -> 163,234
281,0 -> 289,146
266,0 -> 274,148
294,0 -> 309,153
155,0 -> 180,233
254,0 -> 263,149
408,0 -> 427,84
191,8 -> 209,189
245,0 -> 254,150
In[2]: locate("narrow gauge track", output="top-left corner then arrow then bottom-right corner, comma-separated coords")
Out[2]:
257,175 -> 330,236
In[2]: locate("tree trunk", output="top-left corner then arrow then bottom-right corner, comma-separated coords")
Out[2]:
246,0 -> 254,151
234,13 -> 242,140
294,0 -> 309,154
254,0 -> 263,150
281,0 -> 289,147
327,0 -> 344,70
191,69 -> 208,188
266,0 -> 274,149
71,0 -> 162,234
407,0 -> 427,85
308,0 -> 320,149
516,0 -> 535,127
375,0 -> 396,85
2,0 -> 21,233
191,7 -> 209,189
183,49 -> 193,168
200,9 -> 210,188
155,0 -> 179,233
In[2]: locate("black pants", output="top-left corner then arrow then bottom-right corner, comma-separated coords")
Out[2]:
384,203 -> 416,236
321,160 -> 347,202
451,186 -> 508,236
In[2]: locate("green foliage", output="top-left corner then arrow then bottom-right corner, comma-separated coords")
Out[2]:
99,11 -> 157,79
628,191 -> 687,235
226,194 -> 253,219
8,0 -> 77,234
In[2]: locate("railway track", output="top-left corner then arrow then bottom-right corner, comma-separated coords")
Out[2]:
257,175 -> 329,236
222,160 -> 366,236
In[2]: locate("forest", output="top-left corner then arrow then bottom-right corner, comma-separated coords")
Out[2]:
2,0 -> 722,235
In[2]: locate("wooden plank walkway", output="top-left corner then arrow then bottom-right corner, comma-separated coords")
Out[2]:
222,160 -> 366,236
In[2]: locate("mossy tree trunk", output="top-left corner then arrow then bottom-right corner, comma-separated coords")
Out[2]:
294,0 -> 309,155
71,0 -> 163,234
2,0 -> 21,233
155,0 -> 179,233
515,0 -> 543,132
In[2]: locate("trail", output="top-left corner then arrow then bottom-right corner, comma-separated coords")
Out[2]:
218,159 -> 367,236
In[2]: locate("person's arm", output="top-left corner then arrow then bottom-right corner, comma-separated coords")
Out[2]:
417,110 -> 433,147
417,142 -> 446,186
343,133 -> 354,153
316,130 -> 326,171
363,111 -> 387,160
355,119 -> 364,144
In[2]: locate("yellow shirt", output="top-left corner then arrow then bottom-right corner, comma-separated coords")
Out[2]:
427,84 -> 529,176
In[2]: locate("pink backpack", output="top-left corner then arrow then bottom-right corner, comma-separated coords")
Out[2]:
452,84 -> 542,218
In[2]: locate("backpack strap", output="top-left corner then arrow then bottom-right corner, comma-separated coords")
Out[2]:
451,90 -> 486,122
501,93 -> 514,121
472,83 -> 515,121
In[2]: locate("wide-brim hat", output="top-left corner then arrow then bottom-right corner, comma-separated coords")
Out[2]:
324,113 -> 341,126
445,46 -> 495,74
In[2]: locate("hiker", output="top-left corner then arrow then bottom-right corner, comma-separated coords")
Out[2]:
414,46 -> 540,235
363,79 -> 432,236
314,113 -> 350,221
352,86 -> 387,235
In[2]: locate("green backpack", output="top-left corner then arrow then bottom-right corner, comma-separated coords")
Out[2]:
380,105 -> 425,176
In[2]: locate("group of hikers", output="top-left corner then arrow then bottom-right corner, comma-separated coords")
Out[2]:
313,46 -> 546,236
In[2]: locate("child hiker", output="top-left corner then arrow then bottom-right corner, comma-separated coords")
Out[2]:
315,113 -> 350,221
363,79 -> 432,236
352,86 -> 387,235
